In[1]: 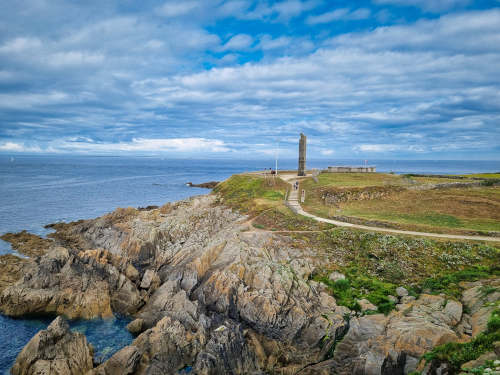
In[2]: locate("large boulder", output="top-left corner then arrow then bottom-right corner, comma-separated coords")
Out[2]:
332,294 -> 462,374
11,316 -> 93,375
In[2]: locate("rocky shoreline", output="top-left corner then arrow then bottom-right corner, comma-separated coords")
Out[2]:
0,194 -> 499,374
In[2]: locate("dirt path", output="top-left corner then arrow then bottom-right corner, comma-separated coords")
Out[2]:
278,173 -> 500,243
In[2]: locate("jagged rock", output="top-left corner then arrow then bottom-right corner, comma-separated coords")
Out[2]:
396,286 -> 409,297
0,246 -> 142,319
140,269 -> 160,289
387,295 -> 398,304
0,254 -> 29,293
125,263 -> 139,281
332,294 -> 460,374
126,318 -> 144,335
5,195 -> 495,375
328,271 -> 345,282
358,298 -> 377,312
401,295 -> 416,304
462,352 -> 498,371
494,341 -> 500,356
89,346 -> 141,375
461,278 -> 500,336
443,299 -> 463,326
11,316 -> 93,375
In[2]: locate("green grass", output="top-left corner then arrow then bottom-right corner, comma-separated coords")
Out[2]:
418,266 -> 500,298
459,173 -> 500,179
300,170 -> 500,235
302,228 -> 500,286
214,174 -> 287,214
313,266 -> 400,314
215,174 -> 333,231
422,309 -> 500,373
302,172 -> 403,188
330,187 -> 500,234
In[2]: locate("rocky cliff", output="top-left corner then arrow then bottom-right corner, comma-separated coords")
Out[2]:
1,194 -> 498,374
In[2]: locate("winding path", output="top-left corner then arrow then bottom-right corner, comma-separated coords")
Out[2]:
279,173 -> 500,243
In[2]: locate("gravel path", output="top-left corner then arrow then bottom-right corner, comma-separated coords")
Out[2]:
279,173 -> 500,242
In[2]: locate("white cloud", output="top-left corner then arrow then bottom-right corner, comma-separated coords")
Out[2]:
0,91 -> 71,109
306,8 -> 370,24
0,37 -> 42,54
272,0 -> 322,21
258,35 -> 292,50
59,138 -> 231,153
354,144 -> 400,152
0,142 -> 43,153
47,51 -> 104,68
320,149 -> 334,155
374,0 -> 471,13
0,138 -> 232,154
156,1 -> 199,17
221,34 -> 253,51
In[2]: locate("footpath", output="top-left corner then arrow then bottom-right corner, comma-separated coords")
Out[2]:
279,173 -> 500,243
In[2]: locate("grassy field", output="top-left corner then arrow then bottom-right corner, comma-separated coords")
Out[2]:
459,173 -> 500,179
214,174 -> 333,231
301,172 -> 500,234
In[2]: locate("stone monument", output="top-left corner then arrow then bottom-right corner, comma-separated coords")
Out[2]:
298,133 -> 306,176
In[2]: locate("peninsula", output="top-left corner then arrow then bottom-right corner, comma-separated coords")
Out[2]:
0,167 -> 499,375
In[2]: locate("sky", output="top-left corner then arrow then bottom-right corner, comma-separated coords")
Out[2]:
0,0 -> 499,160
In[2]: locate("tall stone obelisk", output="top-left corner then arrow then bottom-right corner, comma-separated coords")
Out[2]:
298,133 -> 306,176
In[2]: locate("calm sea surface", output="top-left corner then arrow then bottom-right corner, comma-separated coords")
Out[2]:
0,155 -> 499,372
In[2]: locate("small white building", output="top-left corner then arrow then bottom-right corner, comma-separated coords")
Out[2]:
325,166 -> 376,173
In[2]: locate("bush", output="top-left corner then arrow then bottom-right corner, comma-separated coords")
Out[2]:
419,267 -> 498,297
314,266 -> 398,315
334,279 -> 350,291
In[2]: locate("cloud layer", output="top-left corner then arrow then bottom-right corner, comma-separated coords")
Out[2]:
0,1 -> 499,159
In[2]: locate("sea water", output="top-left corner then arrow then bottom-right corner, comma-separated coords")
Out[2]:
0,155 -> 499,372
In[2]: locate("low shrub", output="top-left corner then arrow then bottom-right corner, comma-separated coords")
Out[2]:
422,309 -> 500,372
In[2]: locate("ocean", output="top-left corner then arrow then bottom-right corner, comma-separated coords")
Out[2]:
0,155 -> 499,372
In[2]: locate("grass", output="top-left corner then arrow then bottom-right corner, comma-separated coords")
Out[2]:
313,266 -> 399,314
418,266 -> 500,298
302,172 -> 404,188
459,173 -> 500,179
215,174 -> 333,231
339,187 -> 500,233
421,309 -> 500,373
214,174 -> 288,215
300,228 -> 499,286
301,172 -> 500,234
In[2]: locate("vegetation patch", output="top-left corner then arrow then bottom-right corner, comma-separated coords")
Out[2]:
214,174 -> 287,215
299,171 -> 500,234
215,174 -> 333,231
299,229 -> 499,287
422,309 -> 500,373
253,205 -> 334,231
313,266 -> 399,314
418,266 -> 500,298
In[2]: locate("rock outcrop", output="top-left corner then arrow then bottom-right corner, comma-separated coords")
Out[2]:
11,316 -> 93,375
0,246 -> 141,319
4,194 -> 499,375
331,294 -> 462,374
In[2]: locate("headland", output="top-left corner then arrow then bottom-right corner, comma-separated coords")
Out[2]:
0,170 -> 499,375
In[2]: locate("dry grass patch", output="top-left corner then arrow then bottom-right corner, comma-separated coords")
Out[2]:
341,187 -> 500,233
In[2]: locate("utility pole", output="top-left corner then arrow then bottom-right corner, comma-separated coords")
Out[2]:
275,141 -> 279,176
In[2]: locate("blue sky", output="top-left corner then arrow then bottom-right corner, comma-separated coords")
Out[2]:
0,0 -> 499,159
